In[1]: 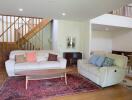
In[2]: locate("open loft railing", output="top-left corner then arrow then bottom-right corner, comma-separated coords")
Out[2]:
109,5 -> 132,17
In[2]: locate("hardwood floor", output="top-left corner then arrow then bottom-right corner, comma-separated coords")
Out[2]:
0,66 -> 131,100
0,67 -> 7,86
49,85 -> 132,100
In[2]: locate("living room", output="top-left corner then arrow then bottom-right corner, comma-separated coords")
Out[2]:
0,0 -> 132,100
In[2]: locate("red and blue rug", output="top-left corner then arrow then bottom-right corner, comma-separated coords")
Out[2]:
0,74 -> 100,100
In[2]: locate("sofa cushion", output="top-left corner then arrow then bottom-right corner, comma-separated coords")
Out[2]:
81,63 -> 100,76
37,56 -> 48,62
15,61 -> 62,72
95,56 -> 105,67
15,62 -> 40,71
39,61 -> 61,69
102,57 -> 114,67
89,55 -> 99,65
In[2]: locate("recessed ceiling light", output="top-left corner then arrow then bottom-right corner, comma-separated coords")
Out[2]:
19,8 -> 23,12
62,13 -> 66,16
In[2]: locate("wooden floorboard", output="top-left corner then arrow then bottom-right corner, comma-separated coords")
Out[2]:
0,66 -> 131,100
0,67 -> 7,86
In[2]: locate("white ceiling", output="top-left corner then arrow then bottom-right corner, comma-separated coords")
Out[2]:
0,0 -> 131,20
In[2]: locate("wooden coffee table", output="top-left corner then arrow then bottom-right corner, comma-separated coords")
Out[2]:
15,69 -> 70,90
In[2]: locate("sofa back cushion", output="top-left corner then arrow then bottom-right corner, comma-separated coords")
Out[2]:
10,50 -> 26,60
36,51 -> 48,62
106,54 -> 128,68
9,50 -> 62,62
36,50 -> 61,62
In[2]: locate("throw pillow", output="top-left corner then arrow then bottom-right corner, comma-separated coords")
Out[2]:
26,52 -> 36,62
95,56 -> 106,67
15,55 -> 26,63
102,57 -> 114,67
89,55 -> 100,65
48,53 -> 58,61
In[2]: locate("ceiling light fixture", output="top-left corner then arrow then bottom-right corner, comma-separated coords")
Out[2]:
62,13 -> 66,16
19,8 -> 23,12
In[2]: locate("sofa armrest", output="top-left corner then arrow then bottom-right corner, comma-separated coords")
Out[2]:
58,58 -> 67,69
5,59 -> 16,76
78,59 -> 88,65
99,66 -> 126,87
77,59 -> 88,67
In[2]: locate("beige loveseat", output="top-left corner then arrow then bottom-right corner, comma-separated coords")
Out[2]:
77,53 -> 128,87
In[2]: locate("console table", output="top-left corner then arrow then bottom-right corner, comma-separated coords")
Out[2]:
63,52 -> 82,67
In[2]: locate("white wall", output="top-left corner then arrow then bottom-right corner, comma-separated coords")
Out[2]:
80,21 -> 90,58
91,29 -> 132,53
91,14 -> 132,52
112,29 -> 132,52
91,30 -> 113,52
91,14 -> 132,28
52,20 -> 90,58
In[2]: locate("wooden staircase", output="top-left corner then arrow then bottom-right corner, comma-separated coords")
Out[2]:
0,15 -> 51,67
0,42 -> 17,67
16,19 -> 50,46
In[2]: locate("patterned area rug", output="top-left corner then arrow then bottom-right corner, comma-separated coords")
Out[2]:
0,74 -> 100,100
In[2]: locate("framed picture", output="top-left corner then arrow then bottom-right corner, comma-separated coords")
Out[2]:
67,37 -> 75,48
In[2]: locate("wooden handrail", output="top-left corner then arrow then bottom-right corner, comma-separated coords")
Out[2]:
16,19 -> 51,49
18,18 -> 33,32
15,24 -> 38,49
21,18 -> 39,29
20,17 -> 43,42
0,17 -> 19,38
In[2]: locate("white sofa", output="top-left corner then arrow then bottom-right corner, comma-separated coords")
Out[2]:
77,53 -> 128,87
5,50 -> 66,76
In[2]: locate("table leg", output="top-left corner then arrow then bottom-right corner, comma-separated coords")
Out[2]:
61,75 -> 63,80
65,73 -> 67,85
26,76 -> 28,90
